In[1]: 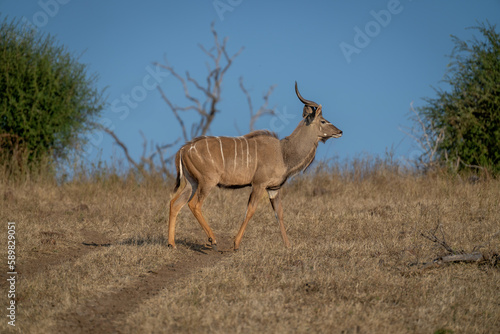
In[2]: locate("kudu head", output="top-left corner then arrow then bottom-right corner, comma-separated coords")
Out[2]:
295,82 -> 343,143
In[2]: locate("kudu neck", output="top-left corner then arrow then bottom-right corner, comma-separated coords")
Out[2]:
280,121 -> 319,176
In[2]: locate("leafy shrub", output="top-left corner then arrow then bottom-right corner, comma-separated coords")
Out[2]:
0,17 -> 105,171
416,22 -> 500,174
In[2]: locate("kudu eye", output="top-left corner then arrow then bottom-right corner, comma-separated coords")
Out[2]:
320,120 -> 326,124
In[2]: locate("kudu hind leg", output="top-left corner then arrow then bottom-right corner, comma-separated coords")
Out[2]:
168,178 -> 196,248
188,182 -> 218,248
268,189 -> 291,248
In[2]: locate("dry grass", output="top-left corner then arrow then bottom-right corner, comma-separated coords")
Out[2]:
1,166 -> 499,333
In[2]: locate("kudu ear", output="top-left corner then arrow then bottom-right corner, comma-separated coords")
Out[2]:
315,104 -> 322,116
302,104 -> 322,120
302,105 -> 315,119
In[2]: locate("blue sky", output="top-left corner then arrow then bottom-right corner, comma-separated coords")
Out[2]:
2,0 -> 500,167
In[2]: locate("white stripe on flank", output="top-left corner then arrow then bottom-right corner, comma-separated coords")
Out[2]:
178,150 -> 183,179
254,141 -> 258,171
237,137 -> 242,167
217,137 -> 225,169
189,143 -> 199,158
233,138 -> 237,172
242,137 -> 249,168
205,139 -> 215,166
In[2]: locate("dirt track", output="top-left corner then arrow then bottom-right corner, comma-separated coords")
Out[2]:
16,231 -> 228,333
56,246 -> 225,333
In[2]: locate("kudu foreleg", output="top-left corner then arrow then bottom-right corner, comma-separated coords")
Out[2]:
268,189 -> 291,248
234,186 -> 265,250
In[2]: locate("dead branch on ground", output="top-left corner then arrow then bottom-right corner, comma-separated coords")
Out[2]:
418,225 -> 499,269
420,224 -> 462,255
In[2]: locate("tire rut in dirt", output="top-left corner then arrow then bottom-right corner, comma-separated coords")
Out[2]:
54,248 -> 226,334
0,230 -> 111,290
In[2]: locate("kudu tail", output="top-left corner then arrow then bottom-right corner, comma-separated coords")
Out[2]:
173,150 -> 183,193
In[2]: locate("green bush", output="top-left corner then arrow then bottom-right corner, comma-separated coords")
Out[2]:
0,17 -> 105,170
417,22 -> 500,174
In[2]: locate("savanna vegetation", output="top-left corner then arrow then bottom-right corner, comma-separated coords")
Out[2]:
409,22 -> 500,174
0,18 -> 105,174
1,19 -> 499,334
1,162 -> 499,333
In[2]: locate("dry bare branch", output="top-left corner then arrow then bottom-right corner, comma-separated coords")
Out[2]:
99,126 -> 140,171
441,253 -> 483,262
157,86 -> 188,143
155,144 -> 169,177
420,253 -> 484,270
473,230 -> 500,252
420,224 -> 460,254
154,22 -> 243,141
98,124 -> 178,179
400,101 -> 444,169
98,23 -> 266,178
239,77 -> 277,131
419,226 -> 499,270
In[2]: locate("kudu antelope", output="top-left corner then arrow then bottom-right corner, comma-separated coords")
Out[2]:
168,82 -> 342,250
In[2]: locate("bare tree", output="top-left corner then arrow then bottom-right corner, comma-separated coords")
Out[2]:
101,22 -> 276,178
154,22 -> 243,142
400,102 -> 444,170
98,125 -> 179,178
239,77 -> 277,132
